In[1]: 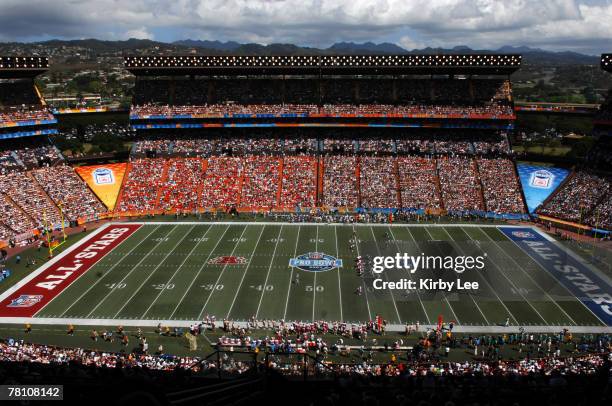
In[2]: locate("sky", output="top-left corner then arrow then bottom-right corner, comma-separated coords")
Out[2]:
0,0 -> 610,55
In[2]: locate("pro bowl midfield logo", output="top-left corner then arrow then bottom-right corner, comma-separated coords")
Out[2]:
511,231 -> 536,239
289,252 -> 343,272
8,294 -> 43,308
93,167 -> 115,185
208,256 -> 247,265
529,170 -> 554,189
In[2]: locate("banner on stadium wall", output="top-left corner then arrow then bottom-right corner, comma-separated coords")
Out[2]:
516,163 -> 570,213
75,163 -> 127,210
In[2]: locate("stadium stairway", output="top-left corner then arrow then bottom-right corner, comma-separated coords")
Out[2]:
471,159 -> 487,211
154,159 -> 172,210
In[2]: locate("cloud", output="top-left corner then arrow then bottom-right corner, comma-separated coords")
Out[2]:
0,0 -> 609,54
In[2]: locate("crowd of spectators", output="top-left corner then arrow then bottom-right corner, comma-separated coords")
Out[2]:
279,156 -> 317,208
359,157 -> 398,208
397,157 -> 442,210
586,193 -> 612,230
131,103 -> 514,119
477,158 -> 526,214
437,157 -> 485,212
240,156 -> 281,208
117,158 -> 166,213
155,158 -> 204,213
32,165 -> 106,221
0,171 -> 62,227
0,80 -> 53,125
538,172 -> 611,223
200,157 -> 244,209
323,156 -> 358,207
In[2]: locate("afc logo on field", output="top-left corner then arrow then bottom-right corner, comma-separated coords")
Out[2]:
93,168 -> 115,185
529,170 -> 554,189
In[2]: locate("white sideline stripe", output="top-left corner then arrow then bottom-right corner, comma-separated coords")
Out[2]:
113,221 -> 528,228
1,317 -> 610,333
226,225 -> 267,318
168,225 -> 231,319
112,225 -> 196,318
59,225 -> 161,317
254,225 -> 283,318
84,225 -> 181,318
141,225 -> 214,319
0,224 -> 111,307
283,225 -> 300,321
197,225 -> 250,320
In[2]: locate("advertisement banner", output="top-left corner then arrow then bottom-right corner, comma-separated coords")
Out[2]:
75,163 -> 127,210
516,163 -> 570,213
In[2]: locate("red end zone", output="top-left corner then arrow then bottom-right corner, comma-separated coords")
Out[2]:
0,224 -> 141,317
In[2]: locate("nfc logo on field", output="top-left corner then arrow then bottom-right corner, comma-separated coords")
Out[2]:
7,294 -> 43,308
511,231 -> 536,239
289,252 -> 342,272
93,168 -> 115,185
529,170 -> 554,189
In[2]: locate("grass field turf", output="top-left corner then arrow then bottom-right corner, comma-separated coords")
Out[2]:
7,222 -> 610,329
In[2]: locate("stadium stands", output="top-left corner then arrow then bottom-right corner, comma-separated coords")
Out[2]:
437,157 -> 485,211
538,171 -> 612,225
397,156 -> 442,210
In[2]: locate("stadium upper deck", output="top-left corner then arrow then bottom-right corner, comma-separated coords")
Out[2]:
0,56 -> 57,139
127,54 -> 519,128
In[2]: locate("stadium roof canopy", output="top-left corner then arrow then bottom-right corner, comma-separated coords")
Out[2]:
125,54 -> 521,76
602,54 -> 612,72
0,56 -> 49,78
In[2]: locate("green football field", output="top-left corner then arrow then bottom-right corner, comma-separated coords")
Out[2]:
22,222 -> 608,328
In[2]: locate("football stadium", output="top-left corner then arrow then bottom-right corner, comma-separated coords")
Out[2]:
0,30 -> 611,405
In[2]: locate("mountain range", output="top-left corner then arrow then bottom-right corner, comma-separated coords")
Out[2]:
0,38 -> 602,65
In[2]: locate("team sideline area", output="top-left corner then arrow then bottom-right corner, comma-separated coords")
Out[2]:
1,221 -> 609,330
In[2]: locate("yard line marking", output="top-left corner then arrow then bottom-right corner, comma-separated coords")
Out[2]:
85,225 -> 180,318
417,227 -> 461,324
226,225 -> 267,318
168,225 -> 230,318
334,225 -> 343,322
438,227 -> 490,325
112,225 -> 197,318
483,228 -> 578,326
197,225 -> 250,320
254,225 -> 283,319
140,225 -> 213,319
312,225 -> 319,321
443,226 -> 519,326
387,226 -> 430,324
461,227 -> 548,325
283,225 -> 301,321
369,226 -> 402,324
58,225 -> 160,317
352,224 -> 372,320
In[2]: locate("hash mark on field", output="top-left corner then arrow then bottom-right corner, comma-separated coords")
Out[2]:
283,225 -> 301,321
111,225 -> 195,318
140,225 -> 213,319
198,225 -> 250,320
169,225 -> 231,319
255,225 -> 283,319
226,225 -> 267,318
